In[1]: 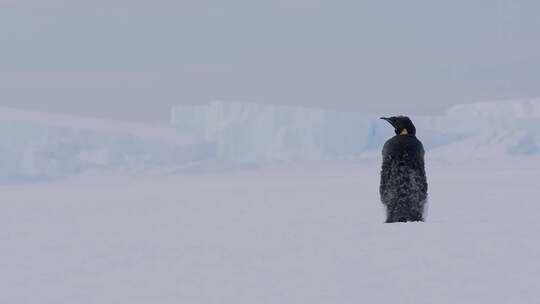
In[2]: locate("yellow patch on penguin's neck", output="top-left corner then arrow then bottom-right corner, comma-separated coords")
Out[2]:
400,128 -> 408,135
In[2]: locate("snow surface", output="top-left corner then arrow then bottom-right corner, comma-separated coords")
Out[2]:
2,158 -> 540,303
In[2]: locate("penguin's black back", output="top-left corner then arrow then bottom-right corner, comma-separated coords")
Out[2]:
380,135 -> 428,222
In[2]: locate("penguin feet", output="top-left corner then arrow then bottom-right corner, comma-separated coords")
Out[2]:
385,211 -> 424,223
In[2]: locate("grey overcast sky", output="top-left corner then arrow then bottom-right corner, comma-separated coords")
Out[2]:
1,0 -> 540,122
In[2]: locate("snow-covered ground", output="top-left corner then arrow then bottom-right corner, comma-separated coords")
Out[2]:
2,157 -> 540,303
2,101 -> 540,303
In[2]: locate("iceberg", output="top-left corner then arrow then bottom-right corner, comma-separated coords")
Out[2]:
0,107 -> 215,182
171,99 -> 540,162
171,101 -> 391,162
0,97 -> 538,182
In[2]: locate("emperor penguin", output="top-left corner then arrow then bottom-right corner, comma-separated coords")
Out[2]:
380,116 -> 428,223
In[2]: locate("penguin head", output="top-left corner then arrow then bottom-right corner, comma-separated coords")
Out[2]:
380,116 -> 416,136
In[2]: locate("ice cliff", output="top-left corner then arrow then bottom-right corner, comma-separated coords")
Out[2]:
0,108 -> 214,182
172,99 -> 540,162
171,101 -> 389,162
0,98 -> 538,182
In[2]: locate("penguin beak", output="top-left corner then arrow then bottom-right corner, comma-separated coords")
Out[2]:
381,117 -> 399,134
380,117 -> 393,125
